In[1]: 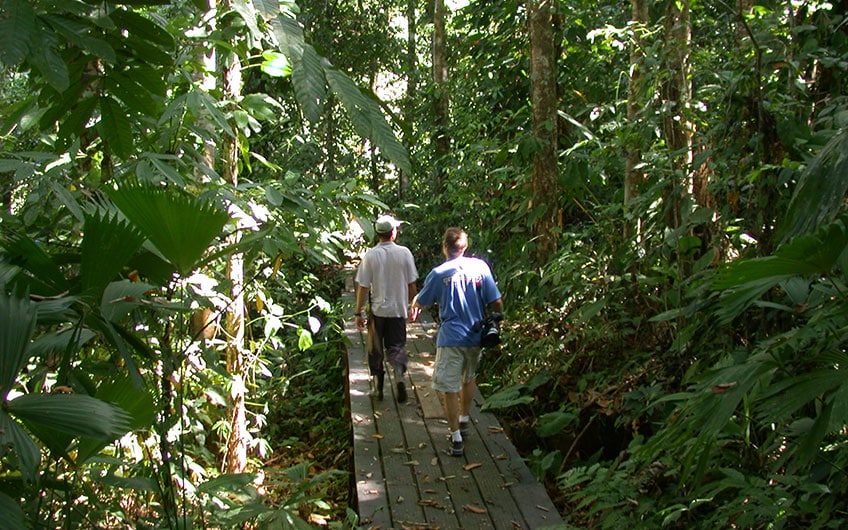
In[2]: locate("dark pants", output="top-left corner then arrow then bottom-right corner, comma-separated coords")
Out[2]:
368,316 -> 408,376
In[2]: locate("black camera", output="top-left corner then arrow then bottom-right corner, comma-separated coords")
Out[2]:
475,312 -> 503,348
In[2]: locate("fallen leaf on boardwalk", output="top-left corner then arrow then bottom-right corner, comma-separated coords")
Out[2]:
371,434 -> 384,439
502,481 -> 514,488
495,454 -> 508,460
438,475 -> 456,482
418,442 -> 427,449
511,521 -> 523,529
463,504 -> 487,514
422,474 -> 431,482
488,426 -> 504,433
365,489 -> 378,495
404,460 -> 420,466
417,499 -> 445,509
535,504 -> 550,512
431,457 -> 438,466
397,496 -> 404,503
391,448 -> 408,454
463,463 -> 482,471
424,489 -> 438,494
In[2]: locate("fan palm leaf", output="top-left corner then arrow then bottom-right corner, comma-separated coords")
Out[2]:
107,181 -> 230,276
80,210 -> 145,298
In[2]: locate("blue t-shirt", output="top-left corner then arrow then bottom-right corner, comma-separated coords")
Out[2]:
416,256 -> 502,347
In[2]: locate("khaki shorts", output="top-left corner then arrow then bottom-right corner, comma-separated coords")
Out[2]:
432,346 -> 482,394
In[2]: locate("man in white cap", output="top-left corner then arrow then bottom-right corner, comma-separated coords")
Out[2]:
354,214 -> 418,402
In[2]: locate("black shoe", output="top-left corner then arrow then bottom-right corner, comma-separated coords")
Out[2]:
459,420 -> 470,438
376,373 -> 384,401
397,381 -> 407,403
450,439 -> 464,457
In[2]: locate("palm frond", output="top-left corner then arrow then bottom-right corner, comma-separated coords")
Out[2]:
9,393 -> 132,441
81,210 -> 145,298
107,181 -> 230,276
0,413 -> 41,482
0,287 -> 37,400
1,232 -> 70,296
780,128 -> 848,241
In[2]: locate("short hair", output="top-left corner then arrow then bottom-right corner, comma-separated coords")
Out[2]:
443,227 -> 468,257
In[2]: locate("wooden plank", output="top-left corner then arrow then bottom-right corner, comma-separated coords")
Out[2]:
345,319 -> 392,528
473,403 -> 564,529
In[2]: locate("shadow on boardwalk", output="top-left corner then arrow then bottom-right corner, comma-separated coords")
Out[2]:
343,279 -> 565,530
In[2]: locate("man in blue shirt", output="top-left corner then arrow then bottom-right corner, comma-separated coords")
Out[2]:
409,227 -> 502,456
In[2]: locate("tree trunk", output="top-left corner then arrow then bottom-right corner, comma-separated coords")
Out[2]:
660,0 -> 692,229
432,0 -> 449,194
400,0 -> 417,200
220,0 -> 248,475
624,0 -> 648,237
528,0 -> 558,264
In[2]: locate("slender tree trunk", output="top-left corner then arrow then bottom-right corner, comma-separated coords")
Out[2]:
432,0 -> 449,194
624,0 -> 648,237
528,0 -> 558,264
660,0 -> 692,229
400,0 -> 417,200
220,0 -> 248,475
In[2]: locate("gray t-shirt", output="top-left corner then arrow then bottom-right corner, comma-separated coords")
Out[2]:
356,241 -> 418,318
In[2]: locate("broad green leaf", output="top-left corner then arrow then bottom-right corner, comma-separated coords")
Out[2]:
29,328 -> 96,359
9,393 -> 132,440
107,181 -> 230,275
90,472 -> 158,492
326,69 -> 410,174
0,0 -> 34,66
104,71 -> 159,117
108,8 -> 174,49
100,279 -> 157,323
537,410 -> 578,438
98,96 -> 134,159
260,51 -> 292,78
297,328 -> 313,351
292,44 -> 326,125
0,288 -> 37,400
31,32 -> 69,92
230,0 -> 263,42
76,375 -> 155,462
270,12 -> 305,57
0,492 -> 24,530
482,385 -> 534,410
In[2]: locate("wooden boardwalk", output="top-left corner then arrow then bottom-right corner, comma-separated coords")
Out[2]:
343,282 -> 564,530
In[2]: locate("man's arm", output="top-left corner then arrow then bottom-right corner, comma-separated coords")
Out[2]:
488,297 -> 503,314
354,284 -> 369,329
408,294 -> 426,322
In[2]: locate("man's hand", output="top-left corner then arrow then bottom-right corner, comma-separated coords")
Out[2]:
355,314 -> 367,330
408,304 -> 422,322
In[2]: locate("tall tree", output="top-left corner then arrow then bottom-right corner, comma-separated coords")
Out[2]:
400,0 -> 417,200
432,0 -> 449,194
219,0 -> 248,475
528,0 -> 558,263
625,0 -> 648,236
660,0 -> 692,229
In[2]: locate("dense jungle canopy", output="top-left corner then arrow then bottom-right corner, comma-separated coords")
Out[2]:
2,0 -> 848,528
